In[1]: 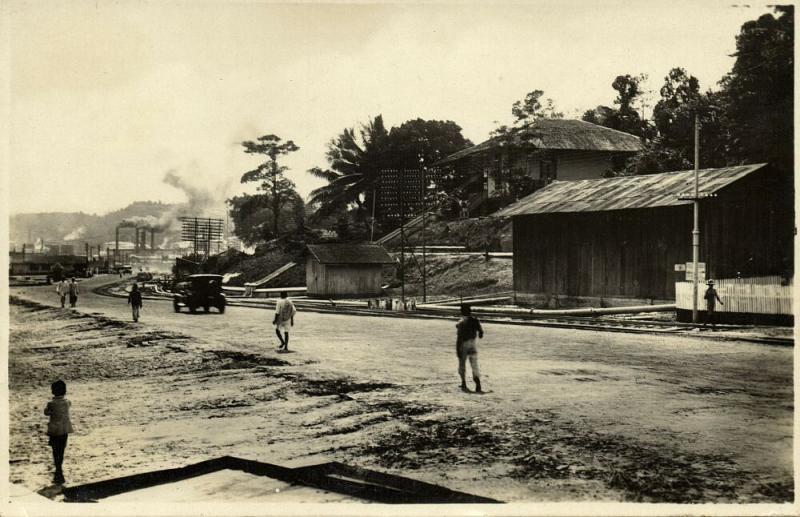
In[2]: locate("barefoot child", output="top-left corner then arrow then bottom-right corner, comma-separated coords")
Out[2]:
456,304 -> 485,393
44,380 -> 74,484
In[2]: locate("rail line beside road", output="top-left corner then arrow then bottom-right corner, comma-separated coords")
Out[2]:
89,277 -> 793,347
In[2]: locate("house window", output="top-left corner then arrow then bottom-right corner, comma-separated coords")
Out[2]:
540,159 -> 556,183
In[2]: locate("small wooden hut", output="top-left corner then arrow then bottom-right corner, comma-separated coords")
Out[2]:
306,244 -> 395,298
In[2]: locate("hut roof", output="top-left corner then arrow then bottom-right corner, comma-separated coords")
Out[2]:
493,163 -> 768,216
307,244 -> 395,265
435,119 -> 643,166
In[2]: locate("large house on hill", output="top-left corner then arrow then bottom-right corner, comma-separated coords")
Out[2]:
435,119 -> 643,216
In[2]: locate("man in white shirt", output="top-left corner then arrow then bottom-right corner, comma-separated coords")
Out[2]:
56,279 -> 69,308
273,291 -> 296,352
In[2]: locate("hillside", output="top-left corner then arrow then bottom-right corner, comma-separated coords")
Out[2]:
10,201 -> 180,248
391,253 -> 513,298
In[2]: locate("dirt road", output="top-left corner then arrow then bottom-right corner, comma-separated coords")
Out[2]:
8,276 -> 793,503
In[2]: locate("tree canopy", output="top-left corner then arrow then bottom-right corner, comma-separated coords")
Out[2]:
229,134 -> 303,245
307,115 -> 472,236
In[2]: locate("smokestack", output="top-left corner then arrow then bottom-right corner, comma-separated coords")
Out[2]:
115,227 -> 119,267
151,229 -> 156,251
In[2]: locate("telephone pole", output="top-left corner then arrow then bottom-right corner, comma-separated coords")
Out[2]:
692,113 -> 700,323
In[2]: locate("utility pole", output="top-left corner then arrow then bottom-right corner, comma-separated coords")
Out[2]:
420,153 -> 428,303
400,170 -> 405,304
692,113 -> 700,323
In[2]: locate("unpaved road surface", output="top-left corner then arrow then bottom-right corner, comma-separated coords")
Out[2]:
8,276 -> 793,503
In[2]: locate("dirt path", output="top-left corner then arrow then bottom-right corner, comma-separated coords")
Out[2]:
8,279 -> 793,503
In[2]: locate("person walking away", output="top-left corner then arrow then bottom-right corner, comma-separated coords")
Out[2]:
67,278 -> 79,308
273,291 -> 296,352
456,304 -> 485,393
56,279 -> 69,308
44,380 -> 74,484
128,283 -> 143,322
703,279 -> 724,328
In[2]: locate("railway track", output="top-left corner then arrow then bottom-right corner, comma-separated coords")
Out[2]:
92,280 -> 793,347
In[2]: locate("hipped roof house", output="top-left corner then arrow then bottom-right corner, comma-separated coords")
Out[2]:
434,119 -> 644,216
437,119 -> 644,166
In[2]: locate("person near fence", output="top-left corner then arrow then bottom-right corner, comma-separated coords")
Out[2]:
44,380 -> 74,484
128,283 -> 143,322
703,279 -> 724,328
456,304 -> 485,393
274,291 -> 297,352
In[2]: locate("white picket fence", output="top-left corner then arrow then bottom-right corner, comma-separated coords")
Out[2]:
676,276 -> 793,315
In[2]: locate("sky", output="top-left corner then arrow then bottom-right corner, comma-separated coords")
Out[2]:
3,0 -> 779,216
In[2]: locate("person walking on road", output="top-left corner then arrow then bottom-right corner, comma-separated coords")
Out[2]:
274,291 -> 296,352
67,278 -> 79,308
456,304 -> 484,393
56,279 -> 69,308
128,283 -> 143,322
44,380 -> 74,484
703,279 -> 724,328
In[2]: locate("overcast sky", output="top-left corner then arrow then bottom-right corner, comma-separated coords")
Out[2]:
5,0 -> 775,216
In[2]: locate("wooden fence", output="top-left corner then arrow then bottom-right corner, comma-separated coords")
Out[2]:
676,276 -> 792,315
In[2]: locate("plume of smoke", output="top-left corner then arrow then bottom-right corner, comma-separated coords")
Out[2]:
63,226 -> 87,241
159,167 -> 231,233
120,216 -> 160,228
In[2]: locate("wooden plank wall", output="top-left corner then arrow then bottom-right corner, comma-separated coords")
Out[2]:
512,167 -> 793,301
513,206 -> 690,300
676,277 -> 793,315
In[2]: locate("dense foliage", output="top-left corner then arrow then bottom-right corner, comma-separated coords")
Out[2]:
229,134 -> 305,246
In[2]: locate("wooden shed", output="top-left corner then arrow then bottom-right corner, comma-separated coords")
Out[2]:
494,164 -> 793,306
306,244 -> 395,298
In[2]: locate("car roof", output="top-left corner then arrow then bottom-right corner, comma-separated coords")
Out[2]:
188,274 -> 223,279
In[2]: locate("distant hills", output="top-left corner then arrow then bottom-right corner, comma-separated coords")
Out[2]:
9,201 -> 181,249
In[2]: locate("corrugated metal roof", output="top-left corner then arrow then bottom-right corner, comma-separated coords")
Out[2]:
307,244 -> 395,265
436,119 -> 643,165
493,164 -> 768,216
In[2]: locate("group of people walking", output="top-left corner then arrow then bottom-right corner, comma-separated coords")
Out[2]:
55,278 -> 79,308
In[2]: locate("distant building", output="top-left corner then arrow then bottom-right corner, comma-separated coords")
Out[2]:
495,164 -> 793,306
306,244 -> 395,298
435,119 -> 643,215
46,244 -> 75,256
9,252 -> 89,280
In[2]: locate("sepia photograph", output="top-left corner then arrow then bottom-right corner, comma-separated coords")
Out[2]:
2,1 -> 795,515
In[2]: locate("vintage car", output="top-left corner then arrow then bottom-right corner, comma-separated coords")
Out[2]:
172,274 -> 226,314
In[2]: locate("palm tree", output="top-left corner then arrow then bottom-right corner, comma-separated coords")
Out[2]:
307,115 -> 389,232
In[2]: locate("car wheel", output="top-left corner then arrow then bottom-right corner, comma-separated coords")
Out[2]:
204,305 -> 210,313
189,304 -> 196,314
173,301 -> 180,313
218,303 -> 225,314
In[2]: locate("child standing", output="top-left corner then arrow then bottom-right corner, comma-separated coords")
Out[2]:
456,304 -> 485,393
128,283 -> 143,322
44,380 -> 74,484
